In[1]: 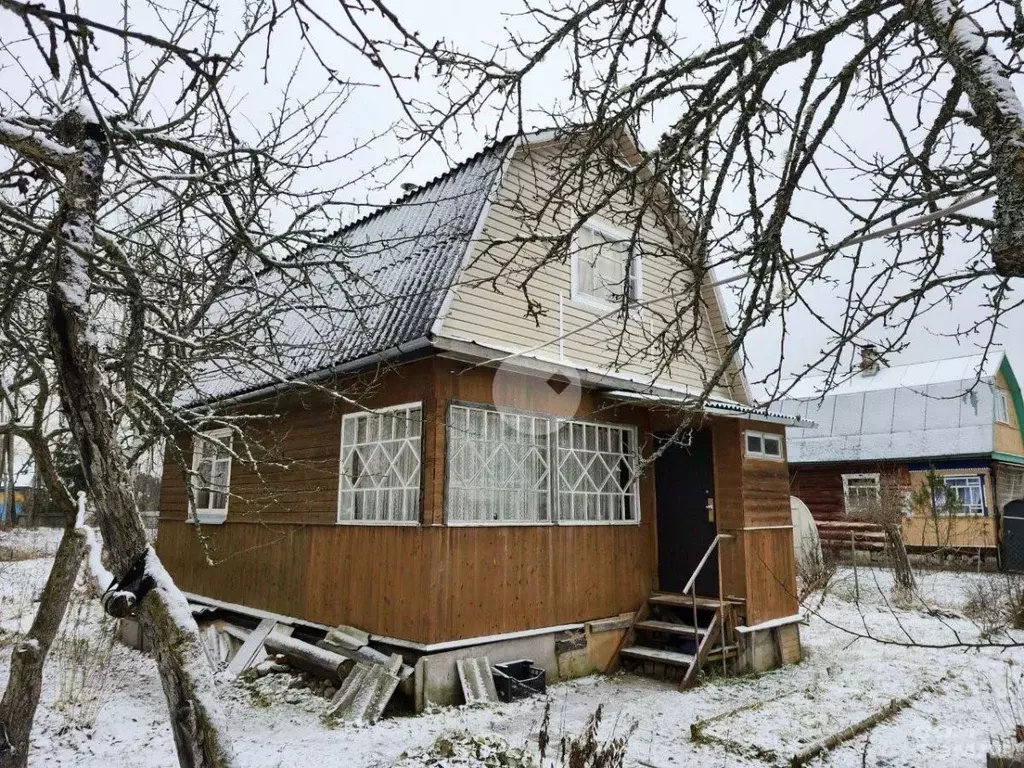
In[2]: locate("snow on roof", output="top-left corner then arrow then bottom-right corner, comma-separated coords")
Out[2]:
781,350 -> 1007,464
782,351 -> 1003,399
183,137 -> 514,404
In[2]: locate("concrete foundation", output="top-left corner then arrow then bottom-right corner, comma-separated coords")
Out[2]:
736,619 -> 802,674
413,614 -> 632,710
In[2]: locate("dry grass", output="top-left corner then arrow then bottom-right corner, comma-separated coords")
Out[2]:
962,574 -> 1024,637
52,592 -> 117,729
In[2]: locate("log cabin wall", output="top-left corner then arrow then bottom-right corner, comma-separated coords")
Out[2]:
157,355 -> 659,644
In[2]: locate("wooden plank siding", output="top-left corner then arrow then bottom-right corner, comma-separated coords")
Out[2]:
438,139 -> 746,401
158,356 -> 657,643
158,354 -> 800,643
789,461 -> 998,550
995,369 -> 1024,456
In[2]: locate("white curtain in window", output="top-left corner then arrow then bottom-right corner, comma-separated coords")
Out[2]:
338,405 -> 421,522
447,405 -> 550,523
556,420 -> 637,522
193,432 -> 232,513
935,476 -> 985,516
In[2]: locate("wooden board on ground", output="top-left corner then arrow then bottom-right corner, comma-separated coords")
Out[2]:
456,657 -> 498,704
225,618 -> 277,678
327,653 -> 403,725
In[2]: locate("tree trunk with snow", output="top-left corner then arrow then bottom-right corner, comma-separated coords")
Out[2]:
46,110 -> 236,768
908,0 -> 1024,277
0,525 -> 84,768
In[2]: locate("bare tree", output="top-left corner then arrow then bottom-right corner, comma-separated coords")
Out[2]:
364,0 -> 1024,402
849,473 -> 916,593
0,2 -> 419,765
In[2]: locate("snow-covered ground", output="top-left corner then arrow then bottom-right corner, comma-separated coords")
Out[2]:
3,529 -> 1023,767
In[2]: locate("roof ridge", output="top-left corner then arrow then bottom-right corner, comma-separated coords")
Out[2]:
788,347 -> 1004,383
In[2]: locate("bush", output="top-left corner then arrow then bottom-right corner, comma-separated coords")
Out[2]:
962,574 -> 1024,635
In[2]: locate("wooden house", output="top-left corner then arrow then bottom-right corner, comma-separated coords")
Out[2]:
156,131 -> 806,706
782,348 -> 1024,564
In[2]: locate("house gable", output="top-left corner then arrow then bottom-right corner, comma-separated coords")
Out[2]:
995,356 -> 1024,457
432,135 -> 746,403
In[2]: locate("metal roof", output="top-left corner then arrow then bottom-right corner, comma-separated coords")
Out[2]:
603,389 -> 808,426
781,351 -> 1008,464
183,138 -> 514,405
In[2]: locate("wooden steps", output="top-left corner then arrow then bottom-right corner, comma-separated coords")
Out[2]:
620,646 -> 695,666
617,591 -> 739,689
635,619 -> 708,637
648,592 -> 723,611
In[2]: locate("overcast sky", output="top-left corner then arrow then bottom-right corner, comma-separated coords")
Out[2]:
9,0 -> 1023,394
252,0 -> 1021,392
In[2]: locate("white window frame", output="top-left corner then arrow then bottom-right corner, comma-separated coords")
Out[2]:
570,219 -> 643,312
190,428 -> 233,525
446,403 -> 553,526
443,403 -> 641,527
336,402 -> 422,525
936,475 -> 987,517
842,473 -> 880,517
744,430 -> 785,461
555,418 -> 640,525
996,389 -> 1011,424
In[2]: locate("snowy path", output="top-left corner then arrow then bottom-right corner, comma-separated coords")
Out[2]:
1,530 -> 1020,767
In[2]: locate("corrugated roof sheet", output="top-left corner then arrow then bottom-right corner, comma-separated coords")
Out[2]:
183,138 -> 514,404
603,389 -> 807,426
782,351 -> 1005,463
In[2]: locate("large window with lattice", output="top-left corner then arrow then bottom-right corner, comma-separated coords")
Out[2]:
337,403 -> 422,523
935,475 -> 986,517
445,403 -> 639,525
555,420 -> 638,523
447,405 -> 551,523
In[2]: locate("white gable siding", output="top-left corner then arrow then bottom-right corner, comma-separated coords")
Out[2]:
436,140 -> 743,401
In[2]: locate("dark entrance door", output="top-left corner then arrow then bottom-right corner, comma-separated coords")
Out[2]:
655,428 -> 718,595
1003,500 -> 1024,571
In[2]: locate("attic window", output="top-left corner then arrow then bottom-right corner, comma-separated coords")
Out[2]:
572,222 -> 641,307
996,390 -> 1010,424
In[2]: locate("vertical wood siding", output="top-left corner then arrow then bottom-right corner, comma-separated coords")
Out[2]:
157,357 -> 657,643
158,356 -> 799,642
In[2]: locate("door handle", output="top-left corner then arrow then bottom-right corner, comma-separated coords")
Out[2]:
706,496 -> 715,523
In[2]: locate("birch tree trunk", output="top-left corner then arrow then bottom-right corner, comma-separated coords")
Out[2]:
908,0 -> 1024,277
45,110 -> 236,768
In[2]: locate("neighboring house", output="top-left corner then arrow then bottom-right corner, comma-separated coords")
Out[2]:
157,130 -> 806,705
782,348 -> 1024,563
0,484 -> 31,523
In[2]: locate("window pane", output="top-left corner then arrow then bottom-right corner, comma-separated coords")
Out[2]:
446,405 -> 550,522
763,436 -> 781,456
338,405 -> 421,522
746,433 -> 762,454
575,225 -> 636,303
192,432 -> 233,518
556,420 -> 637,523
